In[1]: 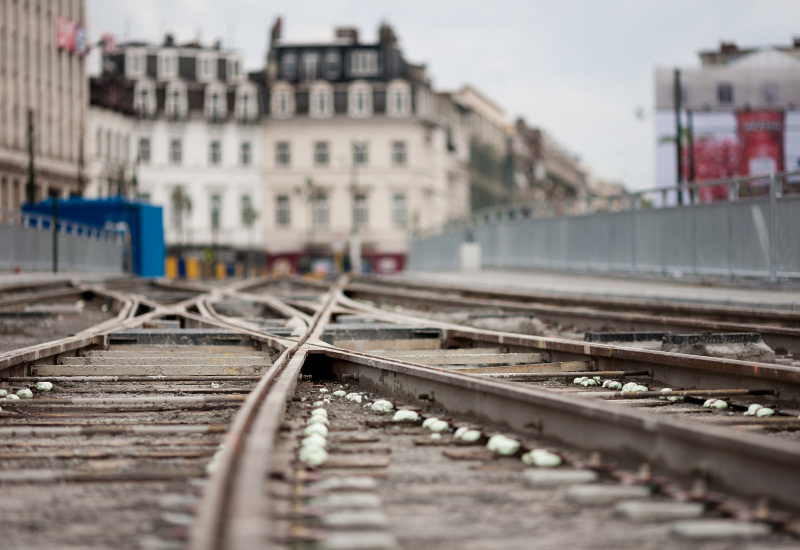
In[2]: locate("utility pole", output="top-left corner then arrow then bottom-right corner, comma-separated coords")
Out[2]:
349,142 -> 364,275
50,190 -> 59,273
687,110 -> 695,185
26,109 -> 36,204
673,69 -> 684,205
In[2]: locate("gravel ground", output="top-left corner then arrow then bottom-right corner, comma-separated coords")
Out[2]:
0,296 -> 115,353
278,381 -> 800,550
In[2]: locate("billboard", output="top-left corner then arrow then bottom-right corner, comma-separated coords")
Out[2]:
657,110 -> 792,202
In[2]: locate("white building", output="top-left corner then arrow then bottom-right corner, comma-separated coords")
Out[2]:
655,39 -> 800,192
97,35 -> 264,258
0,0 -> 88,210
261,20 -> 468,273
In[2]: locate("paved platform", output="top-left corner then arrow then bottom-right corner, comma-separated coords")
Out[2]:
397,269 -> 800,311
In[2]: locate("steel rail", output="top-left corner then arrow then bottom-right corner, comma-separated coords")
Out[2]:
187,276 -> 347,550
345,280 -> 800,353
337,293 -> 800,403
316,342 -> 800,511
359,274 -> 800,322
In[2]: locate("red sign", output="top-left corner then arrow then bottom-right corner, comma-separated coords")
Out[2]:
737,110 -> 784,176
56,16 -> 87,55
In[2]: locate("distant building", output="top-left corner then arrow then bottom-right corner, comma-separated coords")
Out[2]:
95,34 -> 264,263
262,20 -> 467,273
0,0 -> 88,210
655,37 -> 800,195
511,118 -> 587,204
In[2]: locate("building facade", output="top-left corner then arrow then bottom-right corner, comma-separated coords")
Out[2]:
655,38 -> 800,194
262,21 -> 467,273
0,0 -> 88,212
96,35 -> 264,262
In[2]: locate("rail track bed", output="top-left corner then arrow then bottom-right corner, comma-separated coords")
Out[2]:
0,330 -> 270,549
2,274 -> 800,548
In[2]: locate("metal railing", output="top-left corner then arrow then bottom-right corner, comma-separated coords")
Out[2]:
1,208 -> 125,273
408,171 -> 800,281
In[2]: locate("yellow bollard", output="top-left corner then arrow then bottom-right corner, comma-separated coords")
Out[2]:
216,262 -> 226,279
186,258 -> 200,280
165,256 -> 178,279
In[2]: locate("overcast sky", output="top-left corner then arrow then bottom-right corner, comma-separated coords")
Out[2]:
87,0 -> 800,190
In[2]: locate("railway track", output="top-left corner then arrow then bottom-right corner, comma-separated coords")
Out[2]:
1,274 -> 800,548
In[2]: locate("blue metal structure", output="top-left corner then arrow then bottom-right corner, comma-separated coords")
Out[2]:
22,197 -> 165,277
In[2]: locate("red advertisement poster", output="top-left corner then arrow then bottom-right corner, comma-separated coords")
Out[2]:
737,110 -> 784,176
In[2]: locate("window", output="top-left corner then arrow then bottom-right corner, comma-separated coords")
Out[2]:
138,138 -> 150,164
281,53 -> 297,79
353,141 -> 368,166
276,195 -> 290,227
169,89 -> 182,118
229,58 -> 241,80
314,142 -> 329,166
241,195 -> 256,227
394,90 -> 406,115
240,93 -> 251,119
276,142 -> 290,166
392,141 -> 406,166
169,139 -> 182,165
717,82 -> 733,104
325,52 -> 339,78
302,53 -> 318,82
209,92 -> 221,120
313,194 -> 329,229
355,89 -> 366,114
240,142 -> 252,166
353,193 -> 368,231
392,194 -> 407,228
210,194 -> 222,232
159,54 -> 176,79
350,50 -> 378,76
137,88 -> 150,114
276,89 -> 290,116
315,90 -> 329,116
200,56 -> 214,80
209,140 -> 221,166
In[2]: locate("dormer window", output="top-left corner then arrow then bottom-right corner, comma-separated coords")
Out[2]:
236,85 -> 257,121
205,84 -> 228,121
228,57 -> 242,81
387,80 -> 411,118
198,53 -> 216,82
348,82 -> 372,118
210,92 -> 220,118
310,82 -> 333,119
134,81 -> 155,117
126,49 -> 145,78
158,51 -> 177,80
281,53 -> 297,79
350,50 -> 378,77
166,83 -> 186,120
271,83 -> 295,118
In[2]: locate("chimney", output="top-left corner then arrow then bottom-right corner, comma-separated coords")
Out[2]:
720,41 -> 738,53
164,33 -> 175,47
335,27 -> 359,45
794,36 -> 800,49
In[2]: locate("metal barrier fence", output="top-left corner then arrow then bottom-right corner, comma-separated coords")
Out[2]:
0,209 -> 125,273
408,171 -> 800,280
